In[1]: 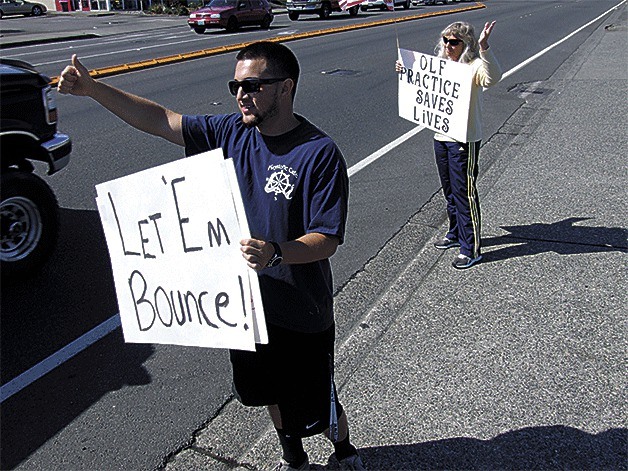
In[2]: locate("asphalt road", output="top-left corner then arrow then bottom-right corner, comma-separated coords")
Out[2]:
1,1 -> 622,469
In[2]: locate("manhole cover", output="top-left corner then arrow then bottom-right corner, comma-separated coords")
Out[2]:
509,81 -> 551,98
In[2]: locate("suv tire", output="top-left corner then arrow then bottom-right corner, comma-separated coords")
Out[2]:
319,2 -> 331,19
288,11 -> 299,20
1,170 -> 59,281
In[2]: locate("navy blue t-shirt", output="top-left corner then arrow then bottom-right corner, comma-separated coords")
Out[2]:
182,113 -> 349,333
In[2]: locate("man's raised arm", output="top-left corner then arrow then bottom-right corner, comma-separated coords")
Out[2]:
57,54 -> 185,147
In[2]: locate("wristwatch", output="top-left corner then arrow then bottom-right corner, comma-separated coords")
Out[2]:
266,241 -> 283,268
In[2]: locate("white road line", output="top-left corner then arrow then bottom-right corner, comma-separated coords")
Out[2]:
0,316 -> 121,402
500,0 -> 625,79
6,31 -> 241,64
33,35 -> 224,67
2,32 -> 177,59
348,125 -> 426,177
1,1 -> 622,403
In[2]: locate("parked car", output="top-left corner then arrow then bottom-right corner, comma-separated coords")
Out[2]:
0,0 -> 46,18
1,58 -> 71,281
416,0 -> 471,3
286,0 -> 359,21
188,0 -> 273,34
360,0 -> 410,11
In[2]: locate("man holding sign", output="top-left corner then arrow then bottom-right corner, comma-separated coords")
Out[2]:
58,42 -> 364,470
397,21 -> 502,269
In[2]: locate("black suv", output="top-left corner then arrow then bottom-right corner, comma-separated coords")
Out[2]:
1,58 -> 72,280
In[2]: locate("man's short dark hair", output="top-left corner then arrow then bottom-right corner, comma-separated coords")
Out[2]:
236,41 -> 300,100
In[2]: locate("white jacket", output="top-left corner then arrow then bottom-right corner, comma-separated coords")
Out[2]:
435,47 -> 502,143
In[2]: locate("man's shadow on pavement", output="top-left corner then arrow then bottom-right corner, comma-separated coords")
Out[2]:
338,425 -> 627,470
481,217 -> 627,264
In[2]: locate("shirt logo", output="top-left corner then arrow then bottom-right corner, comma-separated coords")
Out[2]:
265,165 -> 298,200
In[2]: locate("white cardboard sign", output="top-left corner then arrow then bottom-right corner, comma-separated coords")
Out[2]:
398,48 -> 474,142
95,149 -> 267,351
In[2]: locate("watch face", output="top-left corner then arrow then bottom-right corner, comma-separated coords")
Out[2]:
267,241 -> 282,267
268,255 -> 283,267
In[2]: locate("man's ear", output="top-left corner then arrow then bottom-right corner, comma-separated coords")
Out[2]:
282,78 -> 294,97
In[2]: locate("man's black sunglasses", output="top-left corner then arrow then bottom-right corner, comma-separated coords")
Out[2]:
442,37 -> 463,46
228,77 -> 288,96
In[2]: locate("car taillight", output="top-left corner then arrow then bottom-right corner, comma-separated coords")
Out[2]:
43,85 -> 57,124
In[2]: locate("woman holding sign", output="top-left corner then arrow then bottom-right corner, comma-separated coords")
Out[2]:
399,21 -> 502,269
433,21 -> 502,269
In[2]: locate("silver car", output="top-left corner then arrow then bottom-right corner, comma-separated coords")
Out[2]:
0,0 -> 47,18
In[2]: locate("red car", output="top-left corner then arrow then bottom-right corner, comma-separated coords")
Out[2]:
188,0 -> 273,34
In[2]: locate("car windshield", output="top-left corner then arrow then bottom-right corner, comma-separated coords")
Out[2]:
204,0 -> 236,7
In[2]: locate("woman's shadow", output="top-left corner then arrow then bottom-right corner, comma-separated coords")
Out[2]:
481,217 -> 627,264
335,425 -> 627,470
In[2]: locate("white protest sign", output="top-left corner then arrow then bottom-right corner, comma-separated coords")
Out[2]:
398,48 -> 473,142
221,157 -> 268,346
95,149 -> 266,351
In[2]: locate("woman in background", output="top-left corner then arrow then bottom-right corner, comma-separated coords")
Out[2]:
399,21 -> 502,269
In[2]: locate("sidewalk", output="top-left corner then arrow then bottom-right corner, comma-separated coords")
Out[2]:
163,4 -> 628,470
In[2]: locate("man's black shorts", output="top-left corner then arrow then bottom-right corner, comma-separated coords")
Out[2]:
229,322 -> 343,438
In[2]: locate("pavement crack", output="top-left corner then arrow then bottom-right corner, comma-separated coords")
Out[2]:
333,187 -> 442,297
187,445 -> 258,470
157,396 -> 237,470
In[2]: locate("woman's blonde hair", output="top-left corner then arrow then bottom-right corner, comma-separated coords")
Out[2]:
434,21 -> 480,64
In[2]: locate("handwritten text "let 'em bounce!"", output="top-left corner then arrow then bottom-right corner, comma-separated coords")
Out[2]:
103,175 -> 249,334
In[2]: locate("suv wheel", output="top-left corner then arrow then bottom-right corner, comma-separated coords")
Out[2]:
319,2 -> 331,19
288,11 -> 299,20
403,0 -> 410,9
348,5 -> 358,15
193,26 -> 206,34
1,170 -> 59,281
